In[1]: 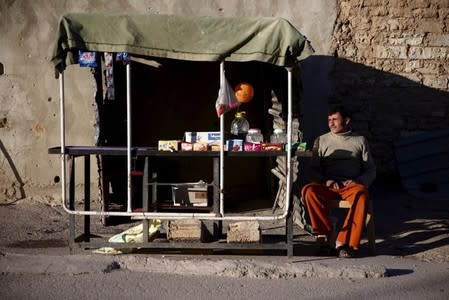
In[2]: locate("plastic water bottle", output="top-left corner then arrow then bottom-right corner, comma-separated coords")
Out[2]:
230,111 -> 249,140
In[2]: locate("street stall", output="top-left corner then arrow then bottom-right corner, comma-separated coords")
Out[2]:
50,13 -> 314,255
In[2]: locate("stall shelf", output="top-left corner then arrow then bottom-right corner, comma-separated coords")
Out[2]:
49,13 -> 314,255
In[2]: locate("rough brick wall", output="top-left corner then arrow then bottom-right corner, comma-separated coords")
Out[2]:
330,0 -> 449,176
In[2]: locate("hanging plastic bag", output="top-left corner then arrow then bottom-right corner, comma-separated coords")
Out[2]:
215,77 -> 240,117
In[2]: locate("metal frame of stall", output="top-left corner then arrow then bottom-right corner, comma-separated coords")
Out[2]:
51,13 -> 315,255
58,60 -> 294,220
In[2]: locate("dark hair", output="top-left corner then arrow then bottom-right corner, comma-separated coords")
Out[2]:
328,105 -> 351,120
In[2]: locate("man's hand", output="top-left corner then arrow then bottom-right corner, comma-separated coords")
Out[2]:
342,180 -> 355,187
325,180 -> 342,189
325,179 -> 355,189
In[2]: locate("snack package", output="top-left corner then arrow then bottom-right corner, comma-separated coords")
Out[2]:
262,143 -> 283,151
244,142 -> 262,152
193,143 -> 208,151
226,139 -> 243,152
158,140 -> 180,152
210,143 -> 222,151
78,51 -> 98,67
116,52 -> 131,64
181,142 -> 193,151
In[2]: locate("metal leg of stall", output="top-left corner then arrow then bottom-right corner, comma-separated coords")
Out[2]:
68,156 -> 75,253
83,155 -> 90,242
142,157 -> 149,243
212,157 -> 222,239
286,209 -> 294,257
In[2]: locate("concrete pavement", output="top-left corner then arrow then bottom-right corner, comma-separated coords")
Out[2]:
7,248 -> 447,280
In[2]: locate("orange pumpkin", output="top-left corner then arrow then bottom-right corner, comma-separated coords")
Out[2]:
234,82 -> 254,103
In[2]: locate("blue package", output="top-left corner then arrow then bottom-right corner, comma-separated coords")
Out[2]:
116,52 -> 130,64
78,50 -> 98,67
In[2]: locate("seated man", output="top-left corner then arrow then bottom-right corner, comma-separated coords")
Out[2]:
301,105 -> 376,258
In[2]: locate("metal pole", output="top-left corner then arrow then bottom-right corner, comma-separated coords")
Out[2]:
59,72 -> 66,208
285,68 -> 293,217
126,62 -> 132,213
219,62 -> 225,217
58,63 -> 293,222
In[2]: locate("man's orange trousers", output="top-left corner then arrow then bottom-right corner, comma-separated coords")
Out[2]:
301,183 -> 369,250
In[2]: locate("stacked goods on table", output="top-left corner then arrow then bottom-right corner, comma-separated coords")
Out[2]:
156,83 -> 298,153
157,128 -> 290,153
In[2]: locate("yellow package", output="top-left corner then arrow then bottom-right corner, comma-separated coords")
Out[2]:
158,140 -> 179,152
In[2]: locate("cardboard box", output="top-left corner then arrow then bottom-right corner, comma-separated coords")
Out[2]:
193,142 -> 208,151
172,181 -> 208,206
158,140 -> 179,152
181,142 -> 193,151
188,187 -> 208,206
225,139 -> 243,152
184,131 -> 220,143
210,143 -> 222,151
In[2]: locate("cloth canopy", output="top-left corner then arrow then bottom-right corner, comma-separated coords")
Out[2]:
51,13 -> 314,70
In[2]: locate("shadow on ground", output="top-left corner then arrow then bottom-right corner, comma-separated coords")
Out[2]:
289,180 -> 449,259
364,181 -> 449,258
1,180 -> 448,261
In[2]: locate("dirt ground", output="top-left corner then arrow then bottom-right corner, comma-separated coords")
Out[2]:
1,183 -> 448,262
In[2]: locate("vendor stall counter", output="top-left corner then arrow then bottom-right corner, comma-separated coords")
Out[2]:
48,146 -> 312,255
49,13 -> 314,256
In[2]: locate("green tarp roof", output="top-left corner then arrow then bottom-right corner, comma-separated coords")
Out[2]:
51,13 -> 314,70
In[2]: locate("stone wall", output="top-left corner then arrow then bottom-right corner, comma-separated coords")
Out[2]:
329,0 -> 449,176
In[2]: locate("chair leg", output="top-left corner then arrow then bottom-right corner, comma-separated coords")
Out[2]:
366,200 -> 376,255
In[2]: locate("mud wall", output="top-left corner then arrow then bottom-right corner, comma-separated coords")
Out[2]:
0,0 -> 336,203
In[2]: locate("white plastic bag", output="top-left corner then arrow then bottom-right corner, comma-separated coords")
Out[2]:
215,77 -> 240,117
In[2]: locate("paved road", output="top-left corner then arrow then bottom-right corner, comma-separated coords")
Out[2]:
1,251 -> 449,299
0,253 -> 449,299
1,184 -> 449,299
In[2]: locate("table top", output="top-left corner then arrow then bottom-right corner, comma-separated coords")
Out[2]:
48,146 -> 312,157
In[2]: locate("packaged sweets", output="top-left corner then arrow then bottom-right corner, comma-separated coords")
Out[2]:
244,142 -> 262,152
245,128 -> 264,143
226,139 -> 243,152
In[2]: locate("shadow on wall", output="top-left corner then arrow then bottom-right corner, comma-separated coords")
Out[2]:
0,139 -> 26,201
297,56 -> 449,258
300,55 -> 449,181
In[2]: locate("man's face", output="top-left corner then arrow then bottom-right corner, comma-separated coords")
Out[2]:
328,112 -> 349,134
